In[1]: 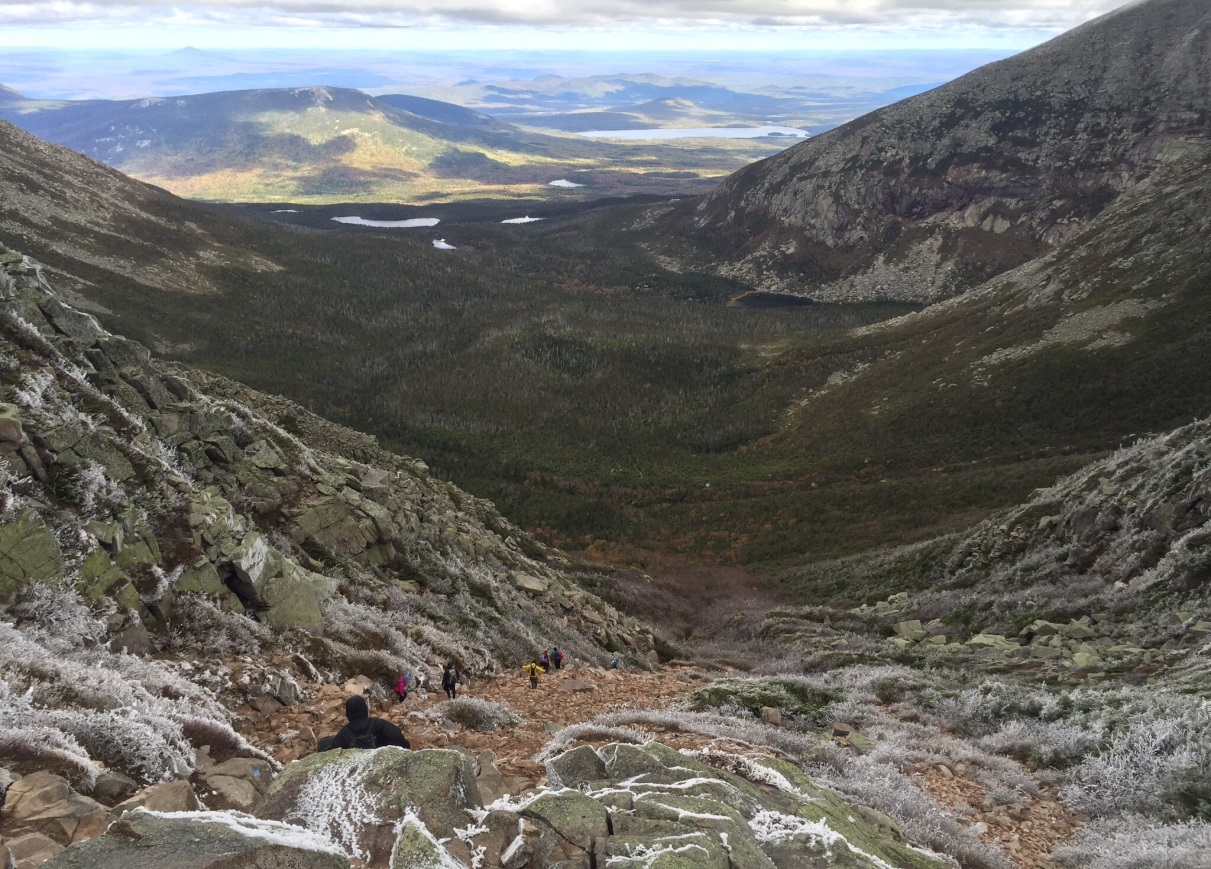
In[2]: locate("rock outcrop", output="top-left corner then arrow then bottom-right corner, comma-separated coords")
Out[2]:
41,808 -> 349,869
666,0 -> 1211,302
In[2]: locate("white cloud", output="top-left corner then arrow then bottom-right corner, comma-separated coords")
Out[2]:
0,0 -> 1132,30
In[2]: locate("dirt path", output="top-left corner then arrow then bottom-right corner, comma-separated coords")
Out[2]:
916,762 -> 1083,869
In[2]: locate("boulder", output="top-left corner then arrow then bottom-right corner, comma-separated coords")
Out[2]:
114,781 -> 200,815
0,404 -> 23,445
563,680 -> 595,693
40,808 -> 348,869
258,748 -> 479,864
5,832 -> 64,868
759,707 -> 782,725
891,620 -> 926,642
508,572 -> 548,594
548,746 -> 607,789
389,814 -> 460,869
522,791 -> 608,848
0,511 -> 63,598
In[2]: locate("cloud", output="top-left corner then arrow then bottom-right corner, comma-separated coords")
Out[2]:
2,0 -> 1133,30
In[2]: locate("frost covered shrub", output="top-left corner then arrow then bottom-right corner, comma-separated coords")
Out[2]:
1052,816 -> 1211,869
323,599 -> 429,675
1063,712 -> 1211,819
809,744 -> 1012,869
434,698 -> 520,732
692,676 -> 839,726
978,720 -> 1100,769
166,594 -> 271,657
536,723 -> 647,762
0,617 -> 267,784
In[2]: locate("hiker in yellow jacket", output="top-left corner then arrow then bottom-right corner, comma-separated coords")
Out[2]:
522,659 -> 546,689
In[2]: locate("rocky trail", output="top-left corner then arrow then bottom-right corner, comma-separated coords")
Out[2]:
227,656 -> 1083,869
238,660 -> 706,793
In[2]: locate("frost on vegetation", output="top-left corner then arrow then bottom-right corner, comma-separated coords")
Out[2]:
808,747 -> 1011,869
1052,816 -> 1211,869
287,751 -> 383,861
605,838 -> 711,868
0,613 -> 265,785
749,809 -> 898,868
77,461 -> 125,518
683,748 -> 807,797
135,808 -> 347,856
14,369 -> 55,413
139,564 -> 184,605
1062,711 -> 1211,819
536,723 -> 647,762
164,600 -> 268,658
434,697 -> 520,732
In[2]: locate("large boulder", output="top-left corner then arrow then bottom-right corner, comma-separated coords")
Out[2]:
0,771 -> 112,848
0,510 -> 63,599
463,744 -> 951,869
41,808 -> 349,869
257,748 -> 479,866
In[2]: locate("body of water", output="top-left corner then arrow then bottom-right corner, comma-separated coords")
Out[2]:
730,291 -> 815,309
578,126 -> 809,141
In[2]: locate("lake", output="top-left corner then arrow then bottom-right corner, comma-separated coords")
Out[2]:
578,126 -> 809,141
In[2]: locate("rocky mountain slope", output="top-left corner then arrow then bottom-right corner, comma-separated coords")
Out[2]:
0,241 -> 962,869
0,234 -> 656,763
662,0 -> 1211,302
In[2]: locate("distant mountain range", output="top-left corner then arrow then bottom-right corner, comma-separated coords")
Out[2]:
662,0 -> 1211,304
0,85 -> 784,203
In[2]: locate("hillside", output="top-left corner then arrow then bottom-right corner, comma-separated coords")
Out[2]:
0,85 -> 787,202
661,0 -> 1211,302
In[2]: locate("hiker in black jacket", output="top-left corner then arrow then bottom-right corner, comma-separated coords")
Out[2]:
318,695 -> 410,751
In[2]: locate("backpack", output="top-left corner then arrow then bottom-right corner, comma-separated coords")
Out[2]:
350,726 -> 378,750
555,650 -> 563,663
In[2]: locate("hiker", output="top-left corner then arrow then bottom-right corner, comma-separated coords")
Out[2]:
317,695 -> 410,751
610,656 -> 621,670
539,650 -> 550,671
441,662 -> 459,700
393,673 -> 411,703
523,659 -> 545,689
552,647 -> 563,670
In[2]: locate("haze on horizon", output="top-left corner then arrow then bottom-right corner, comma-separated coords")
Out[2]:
4,0 -> 1137,53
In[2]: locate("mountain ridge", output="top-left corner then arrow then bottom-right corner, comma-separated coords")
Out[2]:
663,0 -> 1211,303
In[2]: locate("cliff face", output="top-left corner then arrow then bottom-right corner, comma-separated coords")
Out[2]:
672,0 -> 1211,302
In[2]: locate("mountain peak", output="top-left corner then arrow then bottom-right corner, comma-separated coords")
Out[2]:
669,0 -> 1211,304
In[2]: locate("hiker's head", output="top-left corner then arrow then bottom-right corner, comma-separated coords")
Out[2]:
346,694 -> 369,721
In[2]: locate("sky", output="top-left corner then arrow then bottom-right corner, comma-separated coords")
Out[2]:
3,0 -> 1137,52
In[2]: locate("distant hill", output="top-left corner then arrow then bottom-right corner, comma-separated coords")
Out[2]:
0,84 -> 23,103
662,0 -> 1211,303
374,93 -> 505,128
0,85 -> 774,202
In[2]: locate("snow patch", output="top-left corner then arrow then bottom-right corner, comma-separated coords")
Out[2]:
501,216 -> 544,224
548,179 -> 583,188
432,239 -> 456,250
332,216 -> 440,228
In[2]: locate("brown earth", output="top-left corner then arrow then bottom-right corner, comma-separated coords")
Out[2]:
917,764 -> 1083,869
